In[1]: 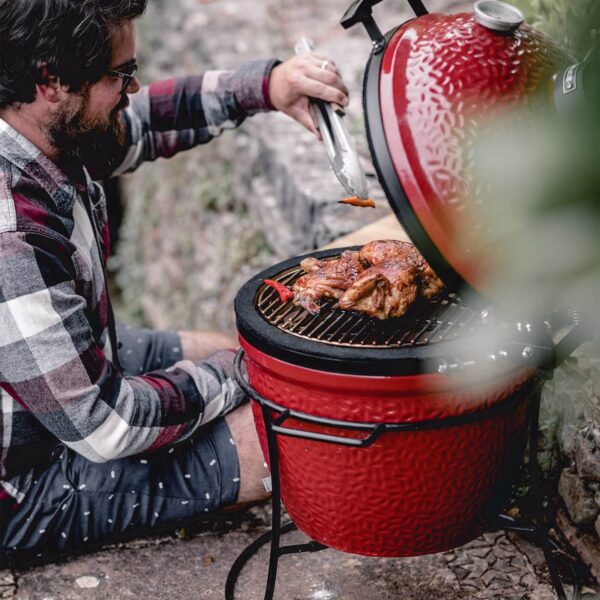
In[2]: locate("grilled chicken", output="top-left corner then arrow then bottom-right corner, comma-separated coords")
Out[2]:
415,259 -> 445,299
339,261 -> 418,319
292,241 -> 443,318
359,240 -> 444,299
293,250 -> 364,315
359,240 -> 418,266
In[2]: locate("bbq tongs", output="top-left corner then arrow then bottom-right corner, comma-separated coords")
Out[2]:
294,37 -> 369,200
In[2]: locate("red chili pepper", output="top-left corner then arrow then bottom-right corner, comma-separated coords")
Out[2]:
263,279 -> 294,303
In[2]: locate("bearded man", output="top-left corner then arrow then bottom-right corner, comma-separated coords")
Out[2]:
0,0 -> 349,565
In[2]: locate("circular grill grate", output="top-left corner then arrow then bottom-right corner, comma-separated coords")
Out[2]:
256,262 -> 481,349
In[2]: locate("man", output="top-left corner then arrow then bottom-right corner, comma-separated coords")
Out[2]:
0,0 -> 348,565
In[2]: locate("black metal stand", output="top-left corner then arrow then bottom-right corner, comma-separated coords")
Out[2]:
226,349 -> 581,600
492,390 -> 581,600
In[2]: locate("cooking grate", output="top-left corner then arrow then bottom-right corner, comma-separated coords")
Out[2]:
256,262 -> 480,349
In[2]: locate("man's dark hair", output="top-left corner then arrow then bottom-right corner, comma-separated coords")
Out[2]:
0,0 -> 147,109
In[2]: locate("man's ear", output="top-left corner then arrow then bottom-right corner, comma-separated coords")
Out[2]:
35,65 -> 64,103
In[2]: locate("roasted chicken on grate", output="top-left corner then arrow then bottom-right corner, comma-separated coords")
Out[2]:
360,240 -> 445,300
291,241 -> 444,319
339,261 -> 418,319
293,250 -> 364,315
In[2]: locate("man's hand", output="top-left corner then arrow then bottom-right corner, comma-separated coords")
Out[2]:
268,53 -> 349,140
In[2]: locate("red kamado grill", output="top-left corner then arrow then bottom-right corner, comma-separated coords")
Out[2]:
226,2 -> 586,599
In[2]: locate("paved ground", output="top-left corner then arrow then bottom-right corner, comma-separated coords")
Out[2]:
1,504 -> 596,600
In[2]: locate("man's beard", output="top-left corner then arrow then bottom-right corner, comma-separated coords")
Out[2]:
48,91 -> 128,160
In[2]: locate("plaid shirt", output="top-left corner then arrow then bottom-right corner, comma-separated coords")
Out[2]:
0,59 -> 277,502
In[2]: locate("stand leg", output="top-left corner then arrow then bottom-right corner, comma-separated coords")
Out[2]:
263,405 -> 282,600
226,348 -> 329,600
527,388 -> 579,600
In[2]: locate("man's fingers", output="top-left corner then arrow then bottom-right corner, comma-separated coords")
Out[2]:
270,52 -> 349,138
296,74 -> 349,107
291,105 -> 322,140
305,53 -> 339,73
296,53 -> 344,83
305,65 -> 349,97
305,55 -> 345,86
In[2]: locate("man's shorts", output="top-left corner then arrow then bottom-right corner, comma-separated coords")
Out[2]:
115,322 -> 184,374
1,325 -> 241,567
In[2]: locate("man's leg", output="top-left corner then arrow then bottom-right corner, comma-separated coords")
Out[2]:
2,417 -> 243,566
116,322 -> 238,368
179,330 -> 238,362
1,382 -> 268,565
0,326 -> 269,563
177,329 -> 268,506
224,403 -> 270,504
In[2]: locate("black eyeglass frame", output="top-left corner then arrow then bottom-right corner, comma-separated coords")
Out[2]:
105,64 -> 138,92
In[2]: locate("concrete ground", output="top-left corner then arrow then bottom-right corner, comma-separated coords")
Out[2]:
1,504 -> 596,600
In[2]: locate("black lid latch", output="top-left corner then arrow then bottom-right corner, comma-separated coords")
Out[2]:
340,0 -> 386,53
341,0 -> 429,53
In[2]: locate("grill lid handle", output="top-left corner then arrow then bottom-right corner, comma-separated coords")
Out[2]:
340,0 -> 429,51
341,0 -> 428,28
340,0 -> 385,51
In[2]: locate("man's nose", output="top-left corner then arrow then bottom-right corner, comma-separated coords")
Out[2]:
127,75 -> 141,94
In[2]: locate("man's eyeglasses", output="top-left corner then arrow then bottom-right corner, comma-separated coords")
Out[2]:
106,64 -> 138,93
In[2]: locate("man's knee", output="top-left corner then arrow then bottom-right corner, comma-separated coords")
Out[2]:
179,330 -> 238,362
225,403 -> 270,504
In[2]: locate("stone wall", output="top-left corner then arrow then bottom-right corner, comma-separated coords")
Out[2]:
540,339 -> 600,580
111,0 -> 469,333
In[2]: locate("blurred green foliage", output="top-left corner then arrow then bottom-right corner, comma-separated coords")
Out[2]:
469,0 -> 600,491
471,0 -> 599,322
512,0 -> 597,55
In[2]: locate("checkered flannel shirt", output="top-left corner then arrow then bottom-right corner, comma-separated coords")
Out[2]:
0,59 -> 278,503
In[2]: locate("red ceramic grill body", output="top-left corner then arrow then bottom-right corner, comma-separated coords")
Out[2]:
240,337 -> 535,557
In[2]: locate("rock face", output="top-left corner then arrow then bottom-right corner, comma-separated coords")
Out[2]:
540,338 -> 600,573
576,426 -> 600,482
558,467 -> 599,525
112,0 -> 409,333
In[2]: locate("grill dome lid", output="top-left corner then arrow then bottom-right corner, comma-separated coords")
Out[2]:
343,0 -> 569,303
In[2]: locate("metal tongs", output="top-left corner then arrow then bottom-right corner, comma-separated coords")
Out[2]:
294,37 -> 369,200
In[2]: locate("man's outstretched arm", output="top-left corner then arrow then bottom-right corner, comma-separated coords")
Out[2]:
87,54 -> 348,179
